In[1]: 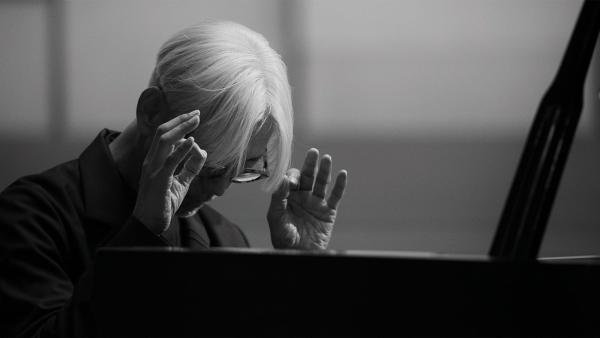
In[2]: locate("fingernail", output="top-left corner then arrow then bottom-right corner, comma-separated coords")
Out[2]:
199,149 -> 207,158
189,110 -> 200,116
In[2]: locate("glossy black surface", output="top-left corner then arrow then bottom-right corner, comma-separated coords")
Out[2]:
94,248 -> 600,337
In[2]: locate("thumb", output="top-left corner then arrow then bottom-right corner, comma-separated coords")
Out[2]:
269,168 -> 299,212
273,168 -> 300,199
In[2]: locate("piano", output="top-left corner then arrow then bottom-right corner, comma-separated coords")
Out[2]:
93,1 -> 600,336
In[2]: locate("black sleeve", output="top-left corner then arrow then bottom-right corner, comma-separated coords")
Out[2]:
0,181 -> 166,337
107,216 -> 170,247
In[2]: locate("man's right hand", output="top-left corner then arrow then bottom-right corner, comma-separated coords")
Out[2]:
133,110 -> 206,235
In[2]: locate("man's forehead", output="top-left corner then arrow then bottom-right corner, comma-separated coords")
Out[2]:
246,123 -> 272,159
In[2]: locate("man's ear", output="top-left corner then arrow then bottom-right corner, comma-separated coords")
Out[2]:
136,86 -> 168,136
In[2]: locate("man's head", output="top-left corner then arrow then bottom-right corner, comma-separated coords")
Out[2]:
136,21 -> 293,214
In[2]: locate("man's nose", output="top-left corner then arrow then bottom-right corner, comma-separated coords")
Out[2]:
212,176 -> 232,196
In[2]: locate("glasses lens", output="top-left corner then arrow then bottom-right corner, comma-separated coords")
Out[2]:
231,172 -> 263,183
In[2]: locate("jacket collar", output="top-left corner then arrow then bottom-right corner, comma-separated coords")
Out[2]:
79,129 -> 136,228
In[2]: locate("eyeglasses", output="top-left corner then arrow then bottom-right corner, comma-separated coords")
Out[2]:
203,156 -> 269,183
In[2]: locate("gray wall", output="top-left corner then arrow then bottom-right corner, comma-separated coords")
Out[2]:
1,0 -> 598,256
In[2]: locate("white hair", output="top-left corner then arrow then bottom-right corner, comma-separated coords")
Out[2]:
149,21 -> 293,193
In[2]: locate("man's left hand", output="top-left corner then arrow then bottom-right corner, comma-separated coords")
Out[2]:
267,148 -> 347,250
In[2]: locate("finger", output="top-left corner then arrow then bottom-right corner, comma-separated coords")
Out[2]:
299,148 -> 319,191
273,168 -> 300,200
312,154 -> 332,199
146,110 -> 200,162
172,138 -> 187,148
169,138 -> 187,156
269,169 -> 300,221
162,137 -> 195,176
327,170 -> 347,210
176,142 -> 207,186
149,114 -> 200,171
270,178 -> 290,215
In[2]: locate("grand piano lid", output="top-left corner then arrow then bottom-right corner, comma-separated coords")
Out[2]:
539,254 -> 600,265
98,246 -> 600,266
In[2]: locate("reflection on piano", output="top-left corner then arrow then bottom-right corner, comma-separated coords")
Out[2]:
93,1 -> 600,336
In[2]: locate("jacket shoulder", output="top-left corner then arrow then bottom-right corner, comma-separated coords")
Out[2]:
1,160 -> 82,220
1,159 -> 82,215
0,159 -> 84,257
0,160 -> 86,336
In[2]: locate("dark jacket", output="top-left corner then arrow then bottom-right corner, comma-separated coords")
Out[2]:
0,129 -> 249,337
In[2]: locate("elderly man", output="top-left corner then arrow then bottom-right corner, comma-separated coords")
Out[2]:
0,21 -> 347,336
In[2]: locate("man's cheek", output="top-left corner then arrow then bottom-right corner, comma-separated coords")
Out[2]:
186,177 -> 206,199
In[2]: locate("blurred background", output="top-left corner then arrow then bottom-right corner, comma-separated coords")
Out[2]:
1,0 -> 598,256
